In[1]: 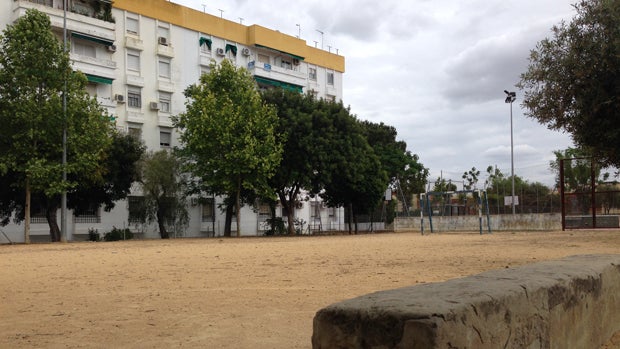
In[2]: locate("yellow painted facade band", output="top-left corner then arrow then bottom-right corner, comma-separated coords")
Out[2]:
113,0 -> 345,72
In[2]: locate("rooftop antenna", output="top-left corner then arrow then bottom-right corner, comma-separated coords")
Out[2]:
316,29 -> 324,49
296,24 -> 301,38
313,40 -> 318,48
202,4 -> 206,13
239,17 -> 244,24
328,45 -> 332,53
218,9 -> 224,18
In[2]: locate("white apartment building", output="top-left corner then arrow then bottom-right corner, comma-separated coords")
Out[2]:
0,0 -> 346,242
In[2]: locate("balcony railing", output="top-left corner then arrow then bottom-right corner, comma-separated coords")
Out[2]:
20,0 -> 115,23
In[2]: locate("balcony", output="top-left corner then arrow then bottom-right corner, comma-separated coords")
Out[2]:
70,52 -> 116,81
248,61 -> 307,91
12,0 -> 116,44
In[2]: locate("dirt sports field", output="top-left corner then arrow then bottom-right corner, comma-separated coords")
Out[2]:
1,230 -> 620,349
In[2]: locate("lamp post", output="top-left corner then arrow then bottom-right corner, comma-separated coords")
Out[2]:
61,0 -> 68,242
504,90 -> 516,215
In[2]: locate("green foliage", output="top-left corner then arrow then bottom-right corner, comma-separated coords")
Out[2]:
0,9 -> 113,241
87,228 -> 100,242
175,60 -> 282,236
462,167 -> 481,190
139,150 -> 189,239
69,131 -> 145,212
433,178 -> 457,192
518,0 -> 620,167
103,227 -> 133,241
263,217 -> 286,236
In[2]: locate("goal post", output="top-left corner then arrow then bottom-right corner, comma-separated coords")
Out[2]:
420,189 -> 491,235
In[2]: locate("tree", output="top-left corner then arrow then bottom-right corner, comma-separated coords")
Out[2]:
261,89 -> 318,235
139,150 -> 189,239
432,178 -> 458,192
68,131 -> 145,213
518,0 -> 620,167
462,167 -> 481,190
360,120 -> 428,221
317,103 -> 387,234
550,147 -> 609,214
0,9 -> 112,242
174,60 -> 282,237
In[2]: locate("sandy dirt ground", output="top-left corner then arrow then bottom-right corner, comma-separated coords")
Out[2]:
1,230 -> 620,348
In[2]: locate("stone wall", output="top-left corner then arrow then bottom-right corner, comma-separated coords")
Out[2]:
312,254 -> 620,349
394,213 -> 563,233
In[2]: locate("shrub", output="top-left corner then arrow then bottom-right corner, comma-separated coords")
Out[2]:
103,227 -> 133,241
87,228 -> 100,242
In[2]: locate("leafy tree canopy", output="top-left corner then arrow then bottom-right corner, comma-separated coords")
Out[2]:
518,0 -> 620,167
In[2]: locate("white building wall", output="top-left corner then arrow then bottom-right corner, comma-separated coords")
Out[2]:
0,1 -> 346,243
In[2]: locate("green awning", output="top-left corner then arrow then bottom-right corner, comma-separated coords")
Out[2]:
225,44 -> 237,56
254,76 -> 303,93
71,32 -> 114,46
199,37 -> 212,50
255,44 -> 304,61
86,74 -> 113,85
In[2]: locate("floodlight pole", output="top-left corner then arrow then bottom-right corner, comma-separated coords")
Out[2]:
61,0 -> 68,241
504,90 -> 516,215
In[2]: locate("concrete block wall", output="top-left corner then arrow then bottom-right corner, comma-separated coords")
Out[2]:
394,213 -> 563,232
312,254 -> 620,349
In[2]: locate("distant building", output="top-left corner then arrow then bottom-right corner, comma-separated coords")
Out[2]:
0,0 -> 346,242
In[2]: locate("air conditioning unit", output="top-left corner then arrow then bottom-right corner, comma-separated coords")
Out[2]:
149,102 -> 160,110
114,94 -> 125,103
158,36 -> 168,46
241,48 -> 250,56
216,47 -> 225,56
107,44 -> 117,52
293,58 -> 300,65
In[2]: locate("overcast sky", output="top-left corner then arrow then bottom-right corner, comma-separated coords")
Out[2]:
174,0 -> 577,188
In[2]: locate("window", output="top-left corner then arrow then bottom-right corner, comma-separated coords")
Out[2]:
72,40 -> 96,58
202,198 -> 215,222
30,200 -> 47,224
158,58 -> 171,79
159,92 -> 171,113
280,57 -> 292,70
200,66 -> 211,78
258,202 -> 270,217
157,27 -> 170,46
128,127 -> 142,141
85,82 -> 97,96
326,94 -> 336,102
74,203 -> 101,224
309,67 -> 317,81
127,87 -> 142,108
31,0 -> 53,6
160,129 -> 172,148
258,54 -> 270,64
128,196 -> 145,224
200,37 -> 212,53
126,17 -> 139,35
327,72 -> 334,85
127,49 -> 140,72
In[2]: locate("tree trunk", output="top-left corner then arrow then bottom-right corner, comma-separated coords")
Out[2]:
156,209 -> 169,239
46,206 -> 60,242
236,177 -> 241,237
286,203 -> 296,235
347,203 -> 353,234
24,179 -> 31,244
224,203 -> 232,237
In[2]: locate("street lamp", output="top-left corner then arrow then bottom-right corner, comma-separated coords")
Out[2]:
504,90 -> 516,215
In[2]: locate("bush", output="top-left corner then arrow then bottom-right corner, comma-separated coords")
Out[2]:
103,227 -> 133,241
87,228 -> 100,242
